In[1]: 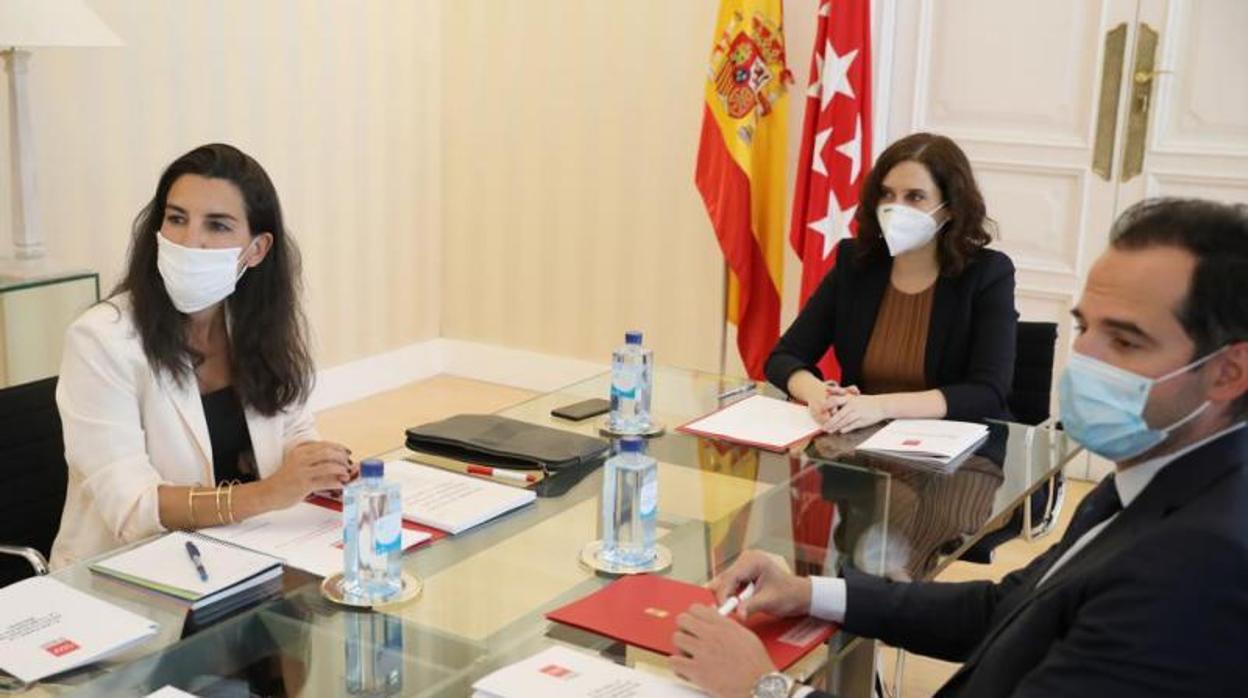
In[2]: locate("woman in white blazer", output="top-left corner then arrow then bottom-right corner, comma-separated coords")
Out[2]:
51,144 -> 354,567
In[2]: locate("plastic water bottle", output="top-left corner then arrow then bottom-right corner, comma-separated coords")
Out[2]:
345,611 -> 404,696
342,459 -> 403,602
600,437 -> 658,568
609,330 -> 653,433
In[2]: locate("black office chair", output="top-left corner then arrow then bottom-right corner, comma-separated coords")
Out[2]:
0,377 -> 67,586
959,321 -> 1064,564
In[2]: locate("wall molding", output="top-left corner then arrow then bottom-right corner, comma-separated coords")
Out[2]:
309,338 -> 607,412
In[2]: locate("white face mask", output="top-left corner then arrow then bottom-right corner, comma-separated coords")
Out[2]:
877,202 -> 947,257
156,232 -> 255,313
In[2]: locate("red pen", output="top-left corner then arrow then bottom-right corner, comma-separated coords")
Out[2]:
465,464 -> 539,484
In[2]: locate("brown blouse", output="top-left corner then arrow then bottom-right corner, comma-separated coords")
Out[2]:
860,283 -> 936,394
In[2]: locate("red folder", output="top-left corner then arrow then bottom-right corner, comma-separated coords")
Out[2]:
546,574 -> 835,670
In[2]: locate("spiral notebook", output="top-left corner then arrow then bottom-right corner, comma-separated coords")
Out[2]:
90,531 -> 283,611
198,501 -> 431,577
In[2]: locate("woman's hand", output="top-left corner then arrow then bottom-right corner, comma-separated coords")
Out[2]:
822,390 -> 889,433
260,440 -> 353,510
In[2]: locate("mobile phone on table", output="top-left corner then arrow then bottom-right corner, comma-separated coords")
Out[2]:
551,398 -> 611,421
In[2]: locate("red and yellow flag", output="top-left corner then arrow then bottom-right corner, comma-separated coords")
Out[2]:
695,1 -> 791,379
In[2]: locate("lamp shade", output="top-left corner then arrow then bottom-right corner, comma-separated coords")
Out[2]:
0,0 -> 122,48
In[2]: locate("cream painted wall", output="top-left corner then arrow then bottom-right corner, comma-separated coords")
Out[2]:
0,1 -> 441,370
439,0 -> 827,375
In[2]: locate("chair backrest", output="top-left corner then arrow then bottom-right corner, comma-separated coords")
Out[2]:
0,377 -> 66,586
1008,322 -> 1059,426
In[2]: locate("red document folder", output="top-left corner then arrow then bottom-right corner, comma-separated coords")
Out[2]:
546,574 -> 835,671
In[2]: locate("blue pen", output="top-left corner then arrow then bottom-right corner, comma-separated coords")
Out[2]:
185,540 -> 209,582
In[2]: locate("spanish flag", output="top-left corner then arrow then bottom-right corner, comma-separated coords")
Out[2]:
696,1 -> 790,380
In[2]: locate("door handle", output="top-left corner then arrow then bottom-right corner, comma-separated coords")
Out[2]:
1121,23 -> 1162,182
1091,23 -> 1128,181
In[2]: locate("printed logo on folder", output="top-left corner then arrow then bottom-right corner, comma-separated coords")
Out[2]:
539,664 -> 578,680
42,638 -> 80,657
545,574 -> 835,671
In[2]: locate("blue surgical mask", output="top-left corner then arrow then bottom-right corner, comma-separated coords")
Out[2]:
1058,349 -> 1222,462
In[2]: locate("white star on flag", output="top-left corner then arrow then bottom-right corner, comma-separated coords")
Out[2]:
820,42 -> 858,110
835,115 -> 863,183
807,189 -> 857,260
812,128 -> 832,176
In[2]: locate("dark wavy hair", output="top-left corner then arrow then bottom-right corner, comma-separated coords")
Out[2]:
853,132 -> 995,275
110,143 -> 313,416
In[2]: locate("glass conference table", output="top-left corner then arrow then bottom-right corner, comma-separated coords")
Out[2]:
13,367 -> 1080,697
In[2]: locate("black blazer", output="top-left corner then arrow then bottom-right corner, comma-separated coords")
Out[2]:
764,238 -> 1018,422
816,426 -> 1248,697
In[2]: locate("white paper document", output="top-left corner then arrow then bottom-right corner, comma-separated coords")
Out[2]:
385,460 -> 536,534
0,576 -> 158,684
472,645 -> 705,698
856,419 -> 989,468
199,501 -> 430,577
91,531 -> 282,609
678,394 -> 822,452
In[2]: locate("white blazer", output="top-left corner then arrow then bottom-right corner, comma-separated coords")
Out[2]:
50,294 -> 318,567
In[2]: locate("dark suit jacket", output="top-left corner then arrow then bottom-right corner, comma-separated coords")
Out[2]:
764,238 -> 1018,422
812,426 -> 1248,697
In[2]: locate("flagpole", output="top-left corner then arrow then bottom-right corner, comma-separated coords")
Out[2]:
719,261 -> 730,379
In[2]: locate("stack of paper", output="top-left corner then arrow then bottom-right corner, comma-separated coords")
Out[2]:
472,645 -> 704,698
91,532 -> 282,611
384,460 -> 537,534
0,576 -> 158,684
198,501 -> 430,577
855,419 -> 990,471
677,394 -> 822,452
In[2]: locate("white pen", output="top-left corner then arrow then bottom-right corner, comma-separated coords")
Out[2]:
717,581 -> 756,616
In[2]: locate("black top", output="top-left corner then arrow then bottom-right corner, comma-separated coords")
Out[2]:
764,238 -> 1018,422
201,386 -> 257,484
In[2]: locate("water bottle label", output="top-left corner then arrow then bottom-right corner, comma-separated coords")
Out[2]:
612,361 -> 640,396
639,473 -> 658,518
374,512 -> 402,555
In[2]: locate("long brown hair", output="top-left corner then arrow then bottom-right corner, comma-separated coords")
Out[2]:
853,133 -> 994,275
112,143 -> 313,416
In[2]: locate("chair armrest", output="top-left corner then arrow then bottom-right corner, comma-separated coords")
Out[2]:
0,545 -> 49,576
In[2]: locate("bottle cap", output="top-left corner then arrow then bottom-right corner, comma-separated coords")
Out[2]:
625,330 -> 643,345
619,437 -> 644,453
360,458 -> 384,478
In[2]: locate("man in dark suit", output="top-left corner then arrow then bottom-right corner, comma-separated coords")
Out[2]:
670,198 -> 1248,698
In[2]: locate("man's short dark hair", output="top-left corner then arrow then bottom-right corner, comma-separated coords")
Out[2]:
1110,197 -> 1248,417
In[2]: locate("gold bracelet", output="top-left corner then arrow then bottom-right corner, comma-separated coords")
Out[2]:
226,480 -> 238,524
187,487 -> 196,526
215,482 -> 227,525
189,490 -> 220,525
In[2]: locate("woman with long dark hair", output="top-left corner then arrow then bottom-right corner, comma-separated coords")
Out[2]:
52,143 -> 354,566
767,132 -> 1018,432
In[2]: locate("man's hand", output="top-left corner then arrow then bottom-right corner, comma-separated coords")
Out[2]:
670,604 -> 777,698
708,550 -> 812,620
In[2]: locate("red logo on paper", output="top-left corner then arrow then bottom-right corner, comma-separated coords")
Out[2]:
42,638 -> 80,657
902,439 -> 922,446
540,664 -> 577,680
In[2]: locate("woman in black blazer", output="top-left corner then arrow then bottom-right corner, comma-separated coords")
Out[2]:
767,133 -> 1017,433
